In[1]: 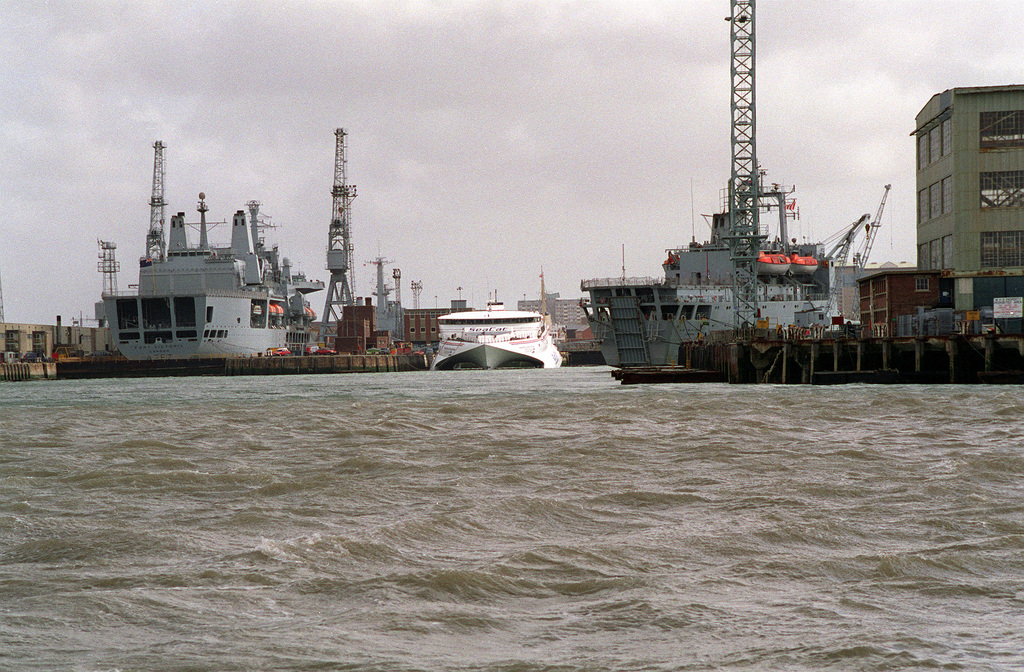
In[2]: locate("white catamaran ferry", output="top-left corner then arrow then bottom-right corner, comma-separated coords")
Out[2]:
431,302 -> 563,370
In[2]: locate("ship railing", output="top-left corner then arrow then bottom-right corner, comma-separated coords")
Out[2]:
581,276 -> 667,290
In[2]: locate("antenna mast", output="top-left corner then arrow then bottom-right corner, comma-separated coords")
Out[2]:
725,0 -> 763,330
146,141 -> 167,261
318,128 -> 357,345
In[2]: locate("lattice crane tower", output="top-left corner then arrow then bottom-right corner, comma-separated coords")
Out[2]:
146,141 -> 167,262
318,128 -> 357,345
725,0 -> 764,331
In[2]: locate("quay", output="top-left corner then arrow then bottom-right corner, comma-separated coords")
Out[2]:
614,333 -> 1024,385
26,353 -> 429,381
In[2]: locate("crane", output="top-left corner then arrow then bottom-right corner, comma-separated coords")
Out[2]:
725,0 -> 763,330
318,128 -> 357,345
822,184 -> 891,317
853,184 -> 891,269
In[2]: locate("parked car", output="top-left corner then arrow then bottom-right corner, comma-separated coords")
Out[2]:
270,347 -> 291,356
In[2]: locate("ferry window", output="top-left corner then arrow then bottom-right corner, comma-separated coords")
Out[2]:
176,330 -> 198,339
119,332 -> 140,341
207,306 -> 214,322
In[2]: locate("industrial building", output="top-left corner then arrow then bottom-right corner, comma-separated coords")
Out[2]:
516,297 -> 587,328
914,85 -> 1024,310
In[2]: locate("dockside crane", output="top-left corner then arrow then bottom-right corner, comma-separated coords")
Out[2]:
853,184 -> 891,269
725,0 -> 764,330
822,184 -> 891,317
318,128 -> 357,346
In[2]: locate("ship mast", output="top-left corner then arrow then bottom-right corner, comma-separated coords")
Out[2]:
318,128 -> 357,345
725,0 -> 763,331
146,141 -> 167,262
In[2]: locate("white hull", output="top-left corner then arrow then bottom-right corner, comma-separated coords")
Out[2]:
432,336 -> 563,370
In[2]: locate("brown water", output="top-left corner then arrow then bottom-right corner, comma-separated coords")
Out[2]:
2,368 -> 1023,670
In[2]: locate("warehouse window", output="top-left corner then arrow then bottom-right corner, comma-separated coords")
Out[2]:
942,118 -> 952,157
980,171 -> 1024,208
942,176 -> 953,213
915,277 -> 930,291
981,231 -> 1024,268
980,110 -> 1024,149
919,188 -> 929,223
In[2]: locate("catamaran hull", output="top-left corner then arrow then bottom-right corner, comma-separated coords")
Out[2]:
431,339 -> 563,370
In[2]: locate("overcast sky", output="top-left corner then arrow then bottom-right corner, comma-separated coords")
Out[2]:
2,0 -> 1023,325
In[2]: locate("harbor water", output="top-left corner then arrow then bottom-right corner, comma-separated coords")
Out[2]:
2,368 -> 1023,670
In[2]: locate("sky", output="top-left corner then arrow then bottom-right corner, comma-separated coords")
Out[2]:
2,0 -> 1023,325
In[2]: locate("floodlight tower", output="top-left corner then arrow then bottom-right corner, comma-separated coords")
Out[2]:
146,141 -> 167,262
725,0 -> 764,331
318,128 -> 357,344
411,280 -> 423,309
97,240 -> 120,295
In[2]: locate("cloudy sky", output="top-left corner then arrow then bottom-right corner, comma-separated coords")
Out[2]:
2,0 -> 1022,325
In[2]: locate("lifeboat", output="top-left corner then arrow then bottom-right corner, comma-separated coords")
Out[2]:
756,252 -> 791,276
789,253 -> 819,275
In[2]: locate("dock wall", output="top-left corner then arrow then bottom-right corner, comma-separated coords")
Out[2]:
53,353 -> 428,380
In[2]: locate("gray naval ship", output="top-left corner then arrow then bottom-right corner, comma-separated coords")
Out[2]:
103,194 -> 323,360
581,210 -> 835,368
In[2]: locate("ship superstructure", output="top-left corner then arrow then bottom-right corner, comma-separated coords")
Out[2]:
581,203 -> 832,367
103,142 -> 323,360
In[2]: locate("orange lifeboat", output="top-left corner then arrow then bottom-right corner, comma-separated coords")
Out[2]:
756,252 -> 791,276
789,253 -> 819,275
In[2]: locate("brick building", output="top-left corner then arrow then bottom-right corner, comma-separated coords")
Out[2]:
858,269 -> 945,333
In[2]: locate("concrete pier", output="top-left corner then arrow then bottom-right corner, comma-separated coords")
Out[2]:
615,333 -> 1024,385
1,362 -> 57,381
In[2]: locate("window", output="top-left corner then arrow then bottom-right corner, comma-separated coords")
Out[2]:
919,189 -> 929,223
918,134 -> 929,169
981,231 -> 1024,268
943,235 -> 953,269
918,244 -> 929,270
930,183 -> 942,218
980,110 -> 1024,149
929,126 -> 941,162
942,118 -> 952,157
942,176 -> 953,214
915,277 -> 930,291
930,239 -> 941,270
980,171 -> 1024,208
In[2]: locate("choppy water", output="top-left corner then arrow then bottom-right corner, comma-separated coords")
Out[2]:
2,368 -> 1023,671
